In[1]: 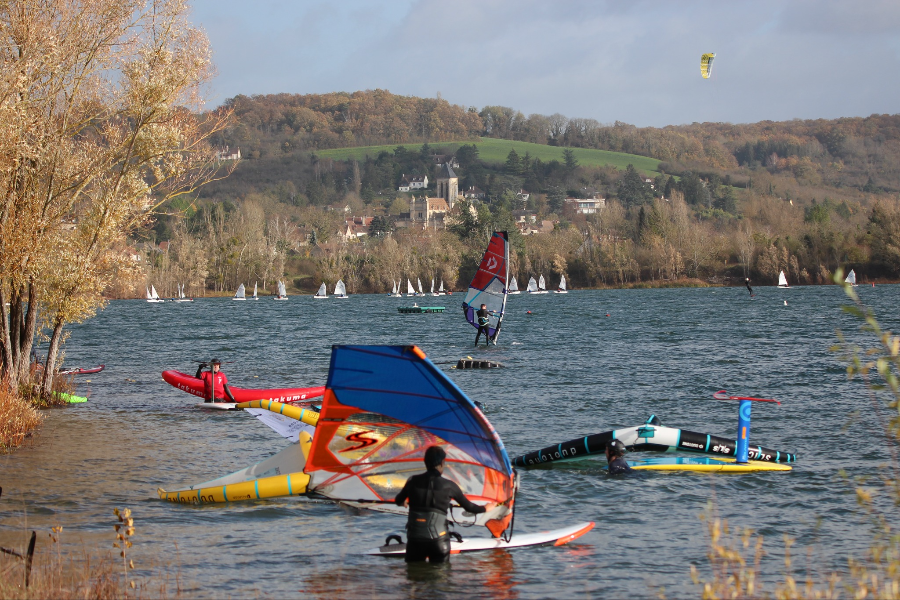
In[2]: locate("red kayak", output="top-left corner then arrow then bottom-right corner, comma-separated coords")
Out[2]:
58,364 -> 105,375
161,370 -> 325,403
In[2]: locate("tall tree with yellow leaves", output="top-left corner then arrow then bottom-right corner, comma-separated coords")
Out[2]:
0,0 -> 233,395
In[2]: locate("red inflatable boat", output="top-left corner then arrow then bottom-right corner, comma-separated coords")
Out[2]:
162,370 -> 325,403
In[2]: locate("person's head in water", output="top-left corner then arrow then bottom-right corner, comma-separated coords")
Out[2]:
605,439 -> 626,462
210,358 -> 221,372
424,445 -> 446,472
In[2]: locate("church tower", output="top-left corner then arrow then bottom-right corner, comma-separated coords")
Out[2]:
435,163 -> 458,209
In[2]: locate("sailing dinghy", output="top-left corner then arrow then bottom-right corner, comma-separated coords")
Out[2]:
334,279 -> 348,298
173,284 -> 192,302
233,284 -> 246,300
438,280 -> 446,295
537,275 -> 549,293
777,271 -> 791,289
508,276 -> 520,294
417,278 -> 424,296
146,285 -> 164,303
314,283 -> 328,299
526,276 -> 538,293
406,279 -> 416,297
555,275 -> 568,294
274,280 -> 288,300
462,231 -> 510,345
252,282 -> 259,300
845,269 -> 858,287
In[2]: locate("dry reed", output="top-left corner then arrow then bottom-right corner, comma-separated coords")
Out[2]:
0,383 -> 44,453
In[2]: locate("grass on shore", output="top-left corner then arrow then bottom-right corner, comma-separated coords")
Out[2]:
317,137 -> 661,175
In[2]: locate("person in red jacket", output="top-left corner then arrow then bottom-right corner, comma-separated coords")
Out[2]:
195,358 -> 236,403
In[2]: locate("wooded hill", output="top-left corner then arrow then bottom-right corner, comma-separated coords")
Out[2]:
137,90 -> 900,297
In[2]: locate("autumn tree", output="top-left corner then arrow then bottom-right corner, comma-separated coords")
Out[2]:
0,0 -> 231,394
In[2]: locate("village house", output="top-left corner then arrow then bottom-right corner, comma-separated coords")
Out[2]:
463,185 -> 485,200
520,219 -> 556,235
216,146 -> 241,161
338,216 -> 374,241
565,197 -> 606,215
398,174 -> 428,192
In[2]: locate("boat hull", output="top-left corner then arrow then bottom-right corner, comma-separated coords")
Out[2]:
162,370 -> 324,403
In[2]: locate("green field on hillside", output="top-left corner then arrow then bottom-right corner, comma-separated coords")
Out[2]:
317,137 -> 660,175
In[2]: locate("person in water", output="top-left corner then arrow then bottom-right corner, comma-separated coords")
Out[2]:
606,439 -> 633,475
745,278 -> 753,296
395,446 -> 498,563
474,304 -> 494,346
195,358 -> 236,403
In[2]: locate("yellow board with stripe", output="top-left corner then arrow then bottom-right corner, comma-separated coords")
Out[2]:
236,399 -> 319,427
158,471 -> 311,504
630,456 -> 791,473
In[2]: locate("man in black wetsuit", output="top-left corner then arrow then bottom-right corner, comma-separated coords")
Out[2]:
474,304 -> 492,347
394,446 -> 498,563
606,439 -> 633,475
745,278 -> 753,296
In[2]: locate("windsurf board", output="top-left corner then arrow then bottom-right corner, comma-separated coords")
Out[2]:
366,521 -> 594,556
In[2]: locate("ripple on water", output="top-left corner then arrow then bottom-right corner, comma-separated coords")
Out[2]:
1,287 -> 897,597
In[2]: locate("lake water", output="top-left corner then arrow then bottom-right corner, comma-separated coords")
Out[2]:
2,285 -> 897,598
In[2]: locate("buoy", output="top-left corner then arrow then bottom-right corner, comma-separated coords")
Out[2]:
606,313 -> 610,317
526,311 -> 532,315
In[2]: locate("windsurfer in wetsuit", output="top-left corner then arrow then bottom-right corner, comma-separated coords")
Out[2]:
606,439 -> 633,475
474,304 -> 493,347
745,278 -> 753,296
395,446 -> 498,563
195,358 -> 236,403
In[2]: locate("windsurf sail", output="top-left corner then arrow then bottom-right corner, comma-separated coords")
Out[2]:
304,345 -> 517,538
407,279 -> 415,295
334,279 -> 347,297
234,284 -> 246,299
845,269 -> 857,286
315,283 -> 327,298
526,277 -> 538,293
462,231 -> 510,343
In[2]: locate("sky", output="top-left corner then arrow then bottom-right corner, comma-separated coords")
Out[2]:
190,0 -> 900,128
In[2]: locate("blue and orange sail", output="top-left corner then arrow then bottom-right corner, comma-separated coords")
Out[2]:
462,231 -> 510,344
305,345 -> 517,538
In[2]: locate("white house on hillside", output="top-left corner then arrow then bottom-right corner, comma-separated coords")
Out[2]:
398,174 -> 428,192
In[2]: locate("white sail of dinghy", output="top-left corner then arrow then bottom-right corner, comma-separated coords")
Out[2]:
314,282 -> 327,299
438,280 -> 445,295
417,278 -> 423,295
555,275 -> 568,294
777,271 -> 791,289
845,269 -> 858,287
334,279 -> 348,298
252,282 -> 259,300
508,276 -> 520,294
274,280 -> 288,300
406,279 -> 415,296
537,275 -> 548,293
526,277 -> 538,293
233,284 -> 246,300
